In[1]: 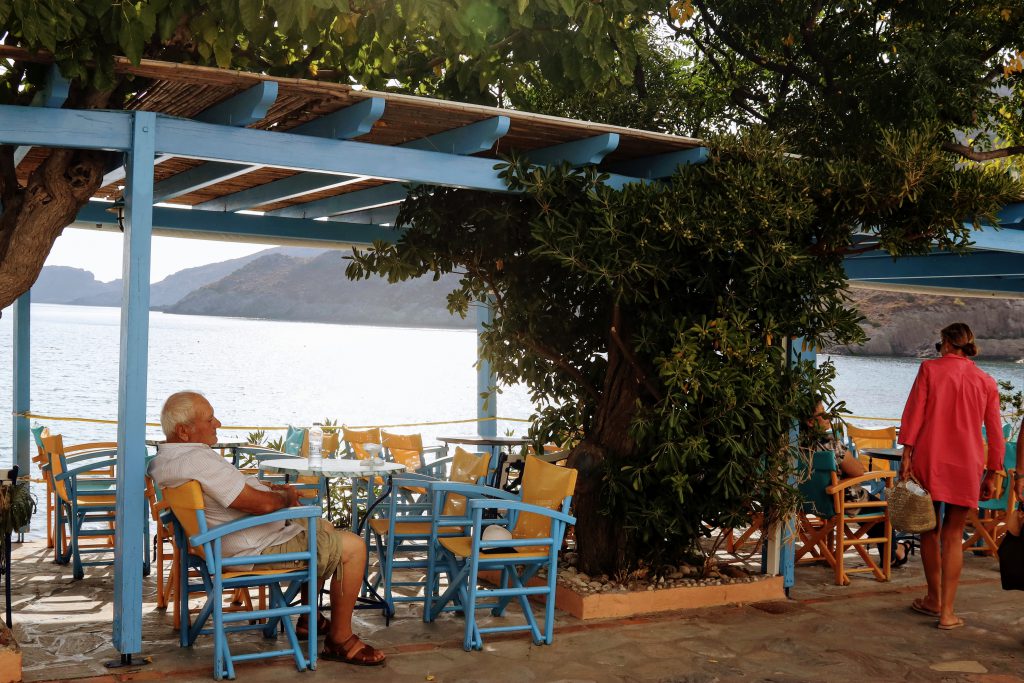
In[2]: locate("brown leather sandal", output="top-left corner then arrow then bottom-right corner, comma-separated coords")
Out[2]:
295,613 -> 330,639
322,634 -> 386,666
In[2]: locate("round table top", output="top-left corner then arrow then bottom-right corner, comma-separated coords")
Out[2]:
437,434 -> 531,447
259,457 -> 406,477
859,447 -> 904,461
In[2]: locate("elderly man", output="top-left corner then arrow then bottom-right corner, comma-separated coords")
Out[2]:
148,391 -> 385,667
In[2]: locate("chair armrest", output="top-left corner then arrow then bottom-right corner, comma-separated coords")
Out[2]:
56,458 -> 119,480
428,481 -> 515,500
190,505 -> 322,546
393,472 -> 439,485
825,470 -> 895,494
469,498 -> 576,525
60,450 -> 118,470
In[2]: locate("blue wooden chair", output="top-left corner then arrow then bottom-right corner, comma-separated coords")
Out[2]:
162,480 -> 320,680
43,434 -> 119,579
367,447 -> 490,617
795,449 -> 894,585
425,456 -> 577,651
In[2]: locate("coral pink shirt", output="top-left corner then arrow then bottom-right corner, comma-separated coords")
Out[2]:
899,354 -> 1004,507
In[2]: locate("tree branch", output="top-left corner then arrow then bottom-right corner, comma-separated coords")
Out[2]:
610,303 -> 664,403
943,141 -> 1024,162
692,0 -> 799,78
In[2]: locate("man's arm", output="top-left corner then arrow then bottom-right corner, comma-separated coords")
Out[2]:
229,482 -> 300,515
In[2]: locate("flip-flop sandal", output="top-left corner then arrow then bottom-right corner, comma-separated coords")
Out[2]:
910,599 -> 940,618
322,634 -> 386,666
296,613 -> 331,639
893,541 -> 911,567
937,617 -> 965,630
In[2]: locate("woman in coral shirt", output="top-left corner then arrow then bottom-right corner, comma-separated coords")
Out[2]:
899,322 -> 1004,630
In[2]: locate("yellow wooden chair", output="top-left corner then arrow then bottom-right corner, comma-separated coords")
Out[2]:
426,456 -> 577,650
162,480 -> 320,680
43,435 -> 118,579
341,426 -> 382,460
846,424 -> 898,471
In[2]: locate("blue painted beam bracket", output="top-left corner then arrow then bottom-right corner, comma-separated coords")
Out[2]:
112,111 -> 156,656
605,146 -> 709,179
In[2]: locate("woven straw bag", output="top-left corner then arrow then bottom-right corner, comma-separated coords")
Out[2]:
887,477 -> 936,533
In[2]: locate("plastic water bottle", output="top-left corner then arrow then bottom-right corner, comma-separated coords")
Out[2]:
308,423 -> 324,469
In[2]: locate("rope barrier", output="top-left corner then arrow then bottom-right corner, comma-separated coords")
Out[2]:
13,411 -> 531,432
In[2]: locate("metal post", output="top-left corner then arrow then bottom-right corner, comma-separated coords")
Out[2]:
12,292 -> 30,489
475,299 -> 497,439
112,111 -> 155,655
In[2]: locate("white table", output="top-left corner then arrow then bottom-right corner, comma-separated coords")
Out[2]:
258,457 -> 406,617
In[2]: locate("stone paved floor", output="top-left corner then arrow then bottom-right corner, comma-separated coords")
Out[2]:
6,540 -> 1024,682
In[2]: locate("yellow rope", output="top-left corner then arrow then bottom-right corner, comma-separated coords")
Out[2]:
14,411 -> 531,432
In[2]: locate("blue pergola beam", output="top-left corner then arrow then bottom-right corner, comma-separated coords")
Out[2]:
0,106 -> 132,150
163,98 -> 387,207
152,161 -> 265,203
112,111 -> 155,656
966,225 -> 1024,254
856,276 -> 1024,295
153,115 -> 511,190
14,65 -> 70,166
195,82 -> 278,126
269,184 -> 408,219
75,201 -> 397,246
844,250 -> 1024,280
998,203 -> 1024,228
328,205 -> 401,225
605,147 -> 709,179
226,116 -> 511,216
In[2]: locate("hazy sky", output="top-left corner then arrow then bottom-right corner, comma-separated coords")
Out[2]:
46,227 -> 268,283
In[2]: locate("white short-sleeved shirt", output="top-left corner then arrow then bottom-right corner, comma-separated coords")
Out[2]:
148,442 -> 301,558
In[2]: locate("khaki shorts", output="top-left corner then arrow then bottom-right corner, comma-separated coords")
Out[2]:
261,518 -> 344,582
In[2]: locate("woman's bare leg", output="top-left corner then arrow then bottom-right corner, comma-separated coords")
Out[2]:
916,502 -> 943,614
938,503 -> 970,627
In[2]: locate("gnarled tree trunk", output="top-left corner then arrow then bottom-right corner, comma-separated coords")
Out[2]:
566,336 -> 642,576
0,146 -> 108,310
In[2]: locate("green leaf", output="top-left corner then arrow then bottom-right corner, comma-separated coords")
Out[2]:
516,0 -> 529,15
239,0 -> 262,32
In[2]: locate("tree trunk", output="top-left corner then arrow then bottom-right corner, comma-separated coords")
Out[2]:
0,147 -> 107,310
566,334 -> 642,576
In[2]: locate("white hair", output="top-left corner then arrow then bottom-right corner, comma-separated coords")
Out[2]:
160,391 -> 205,438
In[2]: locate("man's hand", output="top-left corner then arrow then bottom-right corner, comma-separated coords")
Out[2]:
980,471 -> 998,501
273,484 -> 301,507
1015,472 -> 1024,502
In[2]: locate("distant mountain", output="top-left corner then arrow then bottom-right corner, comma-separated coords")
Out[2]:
31,266 -> 119,303
827,288 -> 1024,361
166,251 -> 470,328
36,246 -> 328,307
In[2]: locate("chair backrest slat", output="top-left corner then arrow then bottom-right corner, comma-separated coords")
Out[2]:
343,427 -> 382,460
42,435 -> 71,504
514,456 -> 577,540
442,447 -> 490,516
382,431 -> 423,470
162,480 -> 209,558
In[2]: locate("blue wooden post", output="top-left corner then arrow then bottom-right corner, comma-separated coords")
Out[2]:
112,111 -> 155,656
476,299 -> 497,439
781,337 -> 816,591
12,291 -> 31,489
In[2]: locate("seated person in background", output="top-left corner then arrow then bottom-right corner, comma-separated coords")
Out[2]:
804,401 -> 867,488
148,391 -> 385,667
804,400 -> 909,566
